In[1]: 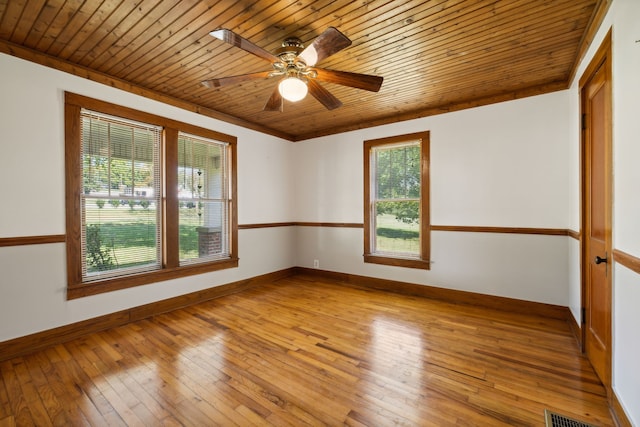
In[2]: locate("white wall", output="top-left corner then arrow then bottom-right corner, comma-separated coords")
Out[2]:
0,53 -> 296,342
293,91 -> 573,306
610,0 -> 640,418
613,264 -> 640,425
564,0 -> 640,422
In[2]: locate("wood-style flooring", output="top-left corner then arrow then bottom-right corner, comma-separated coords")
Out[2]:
0,274 -> 614,426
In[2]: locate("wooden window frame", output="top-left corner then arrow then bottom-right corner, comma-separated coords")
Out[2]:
363,131 -> 431,270
65,92 -> 238,299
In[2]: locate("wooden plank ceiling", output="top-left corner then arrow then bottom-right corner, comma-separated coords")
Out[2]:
0,0 -> 601,141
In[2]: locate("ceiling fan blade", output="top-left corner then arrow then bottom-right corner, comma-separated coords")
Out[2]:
298,27 -> 351,66
201,71 -> 272,88
210,28 -> 279,63
314,68 -> 383,92
307,79 -> 342,110
263,85 -> 284,112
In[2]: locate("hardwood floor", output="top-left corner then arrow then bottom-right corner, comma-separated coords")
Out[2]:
0,274 -> 614,426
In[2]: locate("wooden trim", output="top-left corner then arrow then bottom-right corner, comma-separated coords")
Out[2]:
67,258 -> 240,300
294,267 -> 571,321
295,222 -> 364,228
362,137 -> 373,255
0,226 -> 581,248
0,40 -> 294,141
579,29 -> 613,88
610,390 -> 633,427
65,101 -> 83,286
0,235 -> 65,247
239,222 -> 363,229
229,142 -> 239,261
421,134 -> 431,264
164,128 -> 180,269
241,224 -> 577,236
568,229 -> 581,240
238,221 -> 364,230
567,307 -> 582,347
239,222 -> 296,229
613,249 -> 640,276
0,311 -> 131,363
431,225 -> 572,236
363,254 -> 431,270
0,268 -> 295,362
265,223 -> 577,237
568,0 -> 613,85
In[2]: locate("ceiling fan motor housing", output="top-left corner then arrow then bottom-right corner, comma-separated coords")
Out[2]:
273,37 -> 312,79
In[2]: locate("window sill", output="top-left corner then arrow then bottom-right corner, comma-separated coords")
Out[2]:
364,254 -> 431,270
67,257 -> 239,300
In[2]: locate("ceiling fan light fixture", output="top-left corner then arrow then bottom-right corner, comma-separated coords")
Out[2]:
278,77 -> 308,102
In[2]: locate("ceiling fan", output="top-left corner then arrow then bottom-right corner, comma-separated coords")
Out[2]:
201,27 -> 383,111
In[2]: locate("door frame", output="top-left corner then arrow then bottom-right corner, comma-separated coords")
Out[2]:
579,29 -> 612,390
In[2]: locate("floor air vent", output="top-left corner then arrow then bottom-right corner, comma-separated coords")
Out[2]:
544,410 -> 597,427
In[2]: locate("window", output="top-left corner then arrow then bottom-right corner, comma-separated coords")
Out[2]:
177,132 -> 231,265
80,111 -> 162,281
364,131 -> 430,269
65,93 -> 237,299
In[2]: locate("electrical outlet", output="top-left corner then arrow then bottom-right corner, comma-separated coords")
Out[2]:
313,259 -> 319,268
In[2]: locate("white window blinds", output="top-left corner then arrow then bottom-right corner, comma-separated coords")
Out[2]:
177,132 -> 230,265
80,109 -> 162,281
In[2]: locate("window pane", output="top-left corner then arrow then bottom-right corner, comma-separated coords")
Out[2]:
372,141 -> 421,257
83,199 -> 160,276
80,110 -> 161,281
375,142 -> 421,200
82,118 -> 110,194
374,200 -> 420,256
179,201 -> 228,261
178,133 -> 229,265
